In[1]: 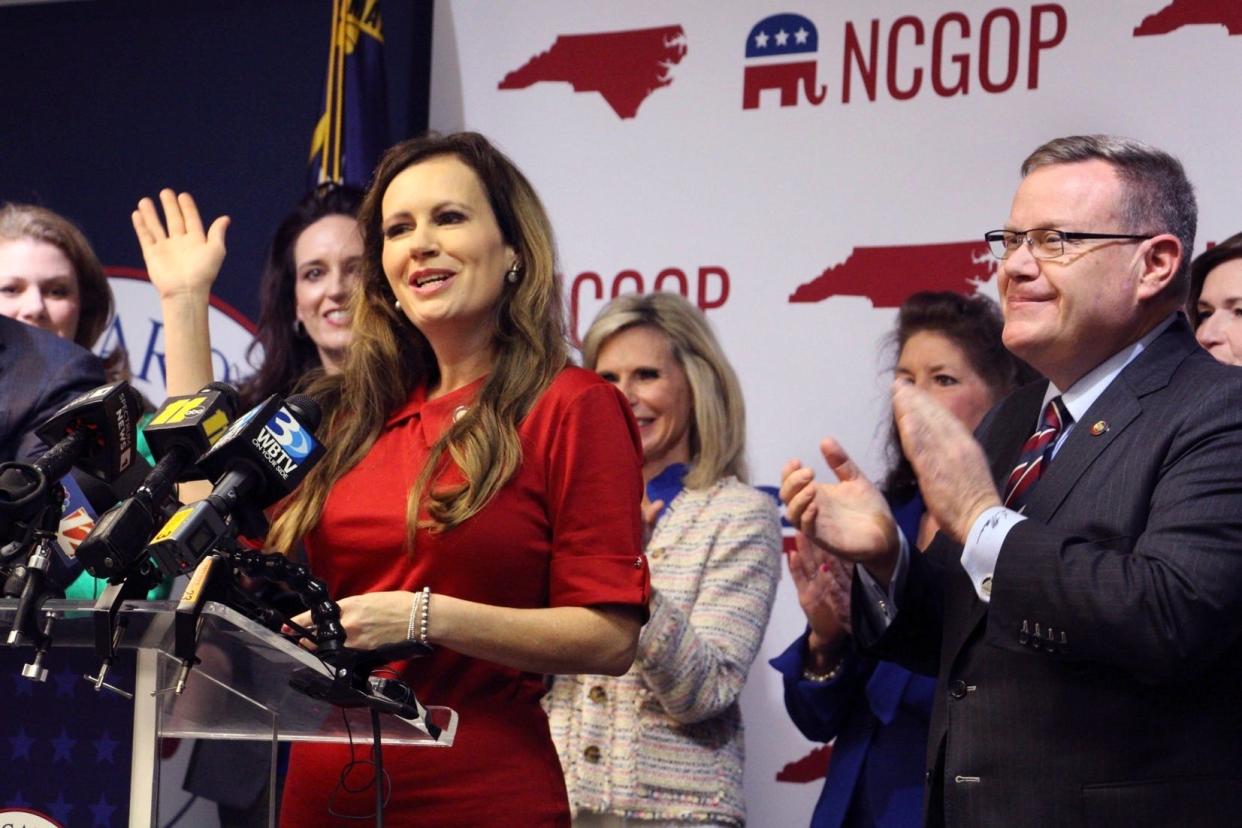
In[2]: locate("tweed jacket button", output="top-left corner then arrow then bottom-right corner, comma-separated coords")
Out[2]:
588,685 -> 607,704
583,745 -> 602,763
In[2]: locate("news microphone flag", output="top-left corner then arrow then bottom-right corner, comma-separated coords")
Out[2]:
307,0 -> 390,188
54,472 -> 94,577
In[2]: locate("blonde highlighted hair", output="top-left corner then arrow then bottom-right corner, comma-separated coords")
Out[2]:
268,132 -> 567,553
581,292 -> 747,489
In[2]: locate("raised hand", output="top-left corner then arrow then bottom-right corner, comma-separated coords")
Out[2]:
132,189 -> 230,301
892,381 -> 1000,544
781,440 -> 901,584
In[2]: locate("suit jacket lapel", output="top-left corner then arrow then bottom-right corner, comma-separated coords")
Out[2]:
1021,392 -> 1138,521
1022,318 -> 1195,522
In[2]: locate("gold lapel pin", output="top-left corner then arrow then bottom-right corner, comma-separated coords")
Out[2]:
1090,420 -> 1109,436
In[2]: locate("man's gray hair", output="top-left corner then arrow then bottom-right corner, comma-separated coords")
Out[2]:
1022,135 -> 1197,302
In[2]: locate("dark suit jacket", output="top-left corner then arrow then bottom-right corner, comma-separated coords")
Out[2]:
855,318 -> 1242,827
0,315 -> 104,462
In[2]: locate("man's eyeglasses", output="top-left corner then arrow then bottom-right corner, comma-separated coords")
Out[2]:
984,229 -> 1154,260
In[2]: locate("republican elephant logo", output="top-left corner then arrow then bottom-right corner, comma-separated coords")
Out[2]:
742,13 -> 827,110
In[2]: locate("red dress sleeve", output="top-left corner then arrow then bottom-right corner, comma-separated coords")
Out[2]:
540,376 -> 650,612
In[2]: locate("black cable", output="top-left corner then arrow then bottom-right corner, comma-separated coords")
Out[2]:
159,793 -> 198,828
327,706 -> 391,821
371,707 -> 384,828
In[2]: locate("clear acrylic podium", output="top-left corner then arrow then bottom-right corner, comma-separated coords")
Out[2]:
0,598 -> 457,827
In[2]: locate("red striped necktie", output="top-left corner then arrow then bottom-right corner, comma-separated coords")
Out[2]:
1002,396 -> 1070,512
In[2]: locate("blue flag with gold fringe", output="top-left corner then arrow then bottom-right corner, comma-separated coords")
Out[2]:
308,0 -> 390,189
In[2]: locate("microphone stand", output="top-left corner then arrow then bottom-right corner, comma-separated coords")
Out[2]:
0,468 -> 72,680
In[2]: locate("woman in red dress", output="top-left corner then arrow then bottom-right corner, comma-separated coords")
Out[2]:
271,132 -> 649,827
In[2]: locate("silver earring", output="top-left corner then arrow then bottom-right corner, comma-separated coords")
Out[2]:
505,264 -> 521,284
394,299 -> 401,311
293,319 -> 305,337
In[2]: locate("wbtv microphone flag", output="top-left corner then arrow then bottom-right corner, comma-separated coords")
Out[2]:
308,0 -> 391,189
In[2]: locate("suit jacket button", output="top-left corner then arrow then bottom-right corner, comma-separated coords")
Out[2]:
949,680 -> 968,700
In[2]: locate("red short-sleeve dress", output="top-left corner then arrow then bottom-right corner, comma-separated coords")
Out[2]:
278,367 -> 650,827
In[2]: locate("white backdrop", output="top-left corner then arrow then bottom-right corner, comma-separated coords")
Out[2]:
103,270 -> 256,404
428,1 -> 1242,824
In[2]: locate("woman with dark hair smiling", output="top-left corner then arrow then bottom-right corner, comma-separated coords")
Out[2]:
134,184 -> 364,402
238,185 -> 365,406
772,291 -> 1035,828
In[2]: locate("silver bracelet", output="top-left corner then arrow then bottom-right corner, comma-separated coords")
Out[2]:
406,590 -> 422,642
417,586 -> 431,644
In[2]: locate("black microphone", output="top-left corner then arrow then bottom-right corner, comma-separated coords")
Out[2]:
147,393 -> 325,578
0,382 -> 145,547
78,382 -> 241,581
0,382 -> 145,658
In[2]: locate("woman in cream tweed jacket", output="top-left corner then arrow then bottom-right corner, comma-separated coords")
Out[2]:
546,293 -> 781,827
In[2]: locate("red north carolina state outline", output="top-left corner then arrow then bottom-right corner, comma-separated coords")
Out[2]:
789,242 -> 995,306
498,25 -> 687,118
775,744 -> 833,783
1134,0 -> 1242,35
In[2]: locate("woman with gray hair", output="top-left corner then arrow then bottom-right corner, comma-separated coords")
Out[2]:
545,291 -> 781,827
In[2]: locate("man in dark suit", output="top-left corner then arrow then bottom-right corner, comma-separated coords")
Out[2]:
0,313 -> 104,462
782,135 -> 1242,826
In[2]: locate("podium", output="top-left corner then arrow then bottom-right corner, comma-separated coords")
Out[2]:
0,598 -> 457,827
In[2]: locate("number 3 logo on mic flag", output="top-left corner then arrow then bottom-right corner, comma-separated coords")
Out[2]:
267,408 -> 312,461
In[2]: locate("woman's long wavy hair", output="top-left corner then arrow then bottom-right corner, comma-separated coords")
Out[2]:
580,292 -> 748,489
237,184 -> 364,409
268,132 -> 567,552
0,203 -> 127,381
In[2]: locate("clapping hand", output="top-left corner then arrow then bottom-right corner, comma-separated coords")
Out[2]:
785,524 -> 853,657
891,381 -> 1000,543
779,440 -> 901,586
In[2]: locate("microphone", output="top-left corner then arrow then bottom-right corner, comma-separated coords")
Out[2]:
0,382 -> 145,547
147,393 -> 325,578
0,382 -> 144,659
78,382 -> 241,582
45,473 -> 98,591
